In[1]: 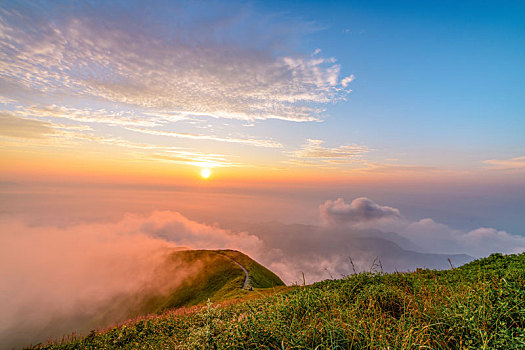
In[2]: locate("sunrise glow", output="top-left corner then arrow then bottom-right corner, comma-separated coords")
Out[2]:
201,168 -> 211,179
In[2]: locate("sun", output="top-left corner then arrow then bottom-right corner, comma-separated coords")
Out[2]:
200,168 -> 211,179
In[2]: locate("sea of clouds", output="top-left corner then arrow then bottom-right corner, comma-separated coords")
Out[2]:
2,196 -> 524,348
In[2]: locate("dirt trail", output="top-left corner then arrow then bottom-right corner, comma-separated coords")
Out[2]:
217,253 -> 251,290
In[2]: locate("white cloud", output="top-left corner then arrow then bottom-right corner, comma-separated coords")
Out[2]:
286,139 -> 370,167
0,211 -> 263,348
341,74 -> 355,88
320,197 -> 401,225
2,103 -> 283,152
11,105 -> 164,127
322,197 -> 525,257
125,127 -> 283,148
292,139 -> 369,158
0,2 -> 352,123
135,211 -> 263,254
0,113 -> 238,168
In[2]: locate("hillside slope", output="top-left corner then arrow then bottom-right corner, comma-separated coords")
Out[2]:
14,249 -> 284,350
137,249 -> 285,313
35,253 -> 525,349
101,249 -> 285,323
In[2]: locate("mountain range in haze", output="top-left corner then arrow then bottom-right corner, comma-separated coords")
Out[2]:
229,221 -> 473,283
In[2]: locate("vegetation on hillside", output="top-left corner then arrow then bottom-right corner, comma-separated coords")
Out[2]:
135,250 -> 285,314
32,253 -> 524,349
216,250 -> 285,289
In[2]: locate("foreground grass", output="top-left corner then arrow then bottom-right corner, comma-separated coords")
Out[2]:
33,253 -> 524,349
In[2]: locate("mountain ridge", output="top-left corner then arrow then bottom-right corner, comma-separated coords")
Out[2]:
7,249 -> 284,350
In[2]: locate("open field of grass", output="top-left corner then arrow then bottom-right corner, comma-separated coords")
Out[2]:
32,253 -> 524,349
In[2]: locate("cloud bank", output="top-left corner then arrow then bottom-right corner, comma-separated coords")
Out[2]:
0,218 -> 172,348
0,212 -> 264,348
320,197 -> 525,257
2,198 -> 523,347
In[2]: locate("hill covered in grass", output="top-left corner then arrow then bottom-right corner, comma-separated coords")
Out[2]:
33,253 -> 524,349
119,249 -> 285,317
13,249 -> 284,350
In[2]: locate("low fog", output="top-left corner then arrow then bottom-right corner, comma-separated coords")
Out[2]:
1,197 -> 524,348
0,217 -> 201,348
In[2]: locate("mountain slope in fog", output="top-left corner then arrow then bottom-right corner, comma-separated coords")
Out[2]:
8,249 -> 284,349
133,249 -> 285,314
76,249 -> 285,334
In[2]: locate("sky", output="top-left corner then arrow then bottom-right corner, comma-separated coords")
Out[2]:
1,0 -> 524,226
0,0 -> 524,232
1,1 -> 525,346
1,0 -> 524,182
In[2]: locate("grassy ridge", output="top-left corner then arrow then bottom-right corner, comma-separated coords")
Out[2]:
137,250 -> 285,314
77,249 -> 285,337
217,249 -> 285,289
33,253 -> 524,349
150,250 -> 245,310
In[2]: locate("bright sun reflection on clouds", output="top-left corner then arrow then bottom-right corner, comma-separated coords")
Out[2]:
201,168 -> 211,179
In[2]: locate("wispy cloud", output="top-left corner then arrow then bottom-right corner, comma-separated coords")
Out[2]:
0,113 -> 55,139
77,136 -> 238,168
360,162 -> 440,173
286,139 -> 369,166
125,127 -> 282,148
3,104 -> 281,150
151,150 -> 239,168
0,112 -> 236,168
0,2 -> 353,123
484,156 -> 525,172
13,105 -> 163,127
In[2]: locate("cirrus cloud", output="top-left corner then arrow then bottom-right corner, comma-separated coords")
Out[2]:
0,113 -> 55,139
286,139 -> 370,167
0,1 -> 353,123
484,156 -> 525,172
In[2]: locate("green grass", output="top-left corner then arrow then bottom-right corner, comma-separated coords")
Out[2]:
217,250 -> 285,289
134,250 -> 285,314
82,249 -> 285,330
32,253 -> 524,349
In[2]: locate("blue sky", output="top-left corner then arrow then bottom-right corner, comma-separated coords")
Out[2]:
2,0 -> 523,172
255,0 -> 525,167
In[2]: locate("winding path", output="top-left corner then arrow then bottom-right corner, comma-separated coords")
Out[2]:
217,253 -> 252,290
